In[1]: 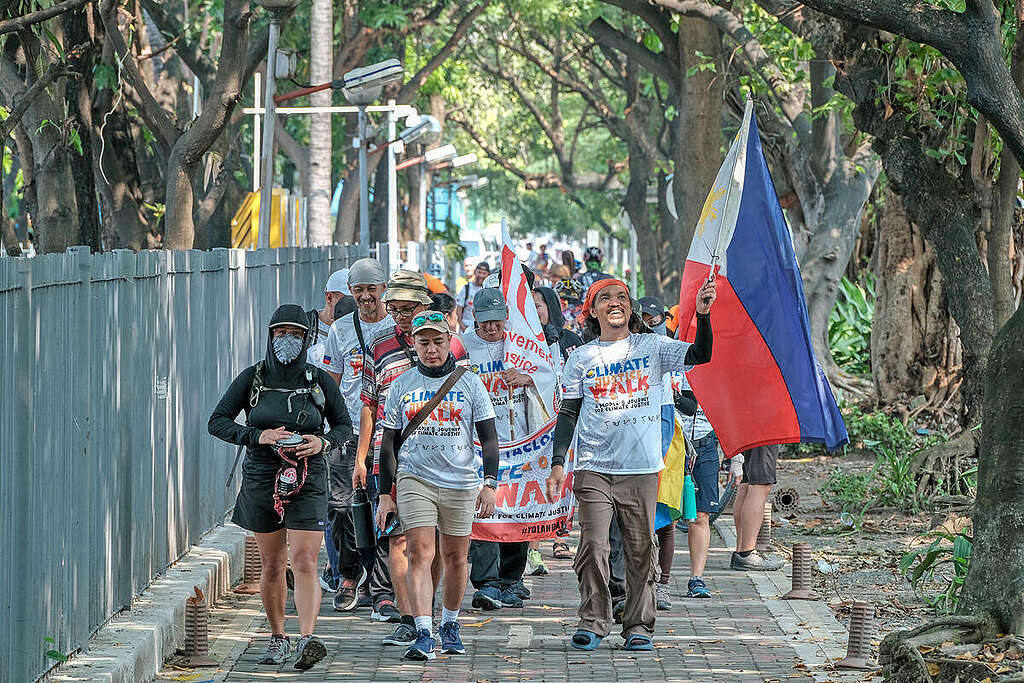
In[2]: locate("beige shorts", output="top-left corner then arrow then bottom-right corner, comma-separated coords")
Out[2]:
396,472 -> 478,536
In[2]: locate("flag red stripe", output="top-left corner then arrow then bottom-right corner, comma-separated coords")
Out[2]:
678,261 -> 801,456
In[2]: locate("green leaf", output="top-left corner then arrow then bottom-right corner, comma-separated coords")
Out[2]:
93,62 -> 118,92
44,28 -> 65,60
44,649 -> 68,663
69,127 -> 83,156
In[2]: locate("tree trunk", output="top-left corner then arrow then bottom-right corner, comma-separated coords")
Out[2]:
670,17 -> 723,286
162,0 -> 250,250
307,0 -> 333,245
624,134 -> 660,302
989,13 -> 1024,330
799,144 -> 879,385
12,125 -> 36,237
24,95 -> 81,252
871,191 -> 963,418
959,303 -> 1024,635
65,5 -> 100,251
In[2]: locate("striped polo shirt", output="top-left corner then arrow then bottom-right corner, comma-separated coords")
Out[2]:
361,325 -> 468,467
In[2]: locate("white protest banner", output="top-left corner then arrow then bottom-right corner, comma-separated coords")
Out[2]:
471,217 -> 574,540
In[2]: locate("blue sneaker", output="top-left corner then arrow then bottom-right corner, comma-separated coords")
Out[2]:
403,629 -> 436,661
439,621 -> 465,654
499,588 -> 524,608
687,576 -> 711,598
471,586 -> 503,610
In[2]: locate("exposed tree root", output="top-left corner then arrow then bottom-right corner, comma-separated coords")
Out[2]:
879,615 -> 1024,682
911,429 -> 980,501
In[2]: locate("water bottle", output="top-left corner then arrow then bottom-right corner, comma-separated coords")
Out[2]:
277,467 -> 299,496
352,487 -> 376,550
683,473 -> 697,522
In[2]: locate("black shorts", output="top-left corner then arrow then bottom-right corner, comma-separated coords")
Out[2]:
232,453 -> 329,533
741,444 -> 779,486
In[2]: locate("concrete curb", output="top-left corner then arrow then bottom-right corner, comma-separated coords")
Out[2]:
714,517 -> 864,682
44,520 -> 248,683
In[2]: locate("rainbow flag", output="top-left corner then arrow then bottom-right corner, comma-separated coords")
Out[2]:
655,405 -> 687,529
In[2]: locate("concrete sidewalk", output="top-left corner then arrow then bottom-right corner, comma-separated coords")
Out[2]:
149,518 -> 874,683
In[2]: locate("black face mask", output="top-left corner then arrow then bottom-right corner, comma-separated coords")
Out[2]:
418,354 -> 456,378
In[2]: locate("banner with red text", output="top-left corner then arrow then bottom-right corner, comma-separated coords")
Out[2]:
471,218 -> 572,541
471,418 -> 575,541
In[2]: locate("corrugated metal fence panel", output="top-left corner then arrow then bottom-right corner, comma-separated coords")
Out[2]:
0,245 -> 366,682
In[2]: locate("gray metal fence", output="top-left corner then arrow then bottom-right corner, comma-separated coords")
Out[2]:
0,244 -> 379,682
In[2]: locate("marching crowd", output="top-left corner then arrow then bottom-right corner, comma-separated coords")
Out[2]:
208,245 -> 785,671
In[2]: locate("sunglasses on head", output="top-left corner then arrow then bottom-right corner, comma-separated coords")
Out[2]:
412,312 -> 445,329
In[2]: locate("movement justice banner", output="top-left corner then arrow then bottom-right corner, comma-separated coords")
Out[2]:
471,218 -> 575,541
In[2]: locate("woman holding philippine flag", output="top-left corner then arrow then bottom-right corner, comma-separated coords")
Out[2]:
546,277 -> 716,652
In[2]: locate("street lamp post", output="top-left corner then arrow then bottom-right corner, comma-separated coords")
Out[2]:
342,59 -> 404,255
253,0 -> 300,249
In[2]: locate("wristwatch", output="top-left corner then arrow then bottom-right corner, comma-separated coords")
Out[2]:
483,476 -> 498,490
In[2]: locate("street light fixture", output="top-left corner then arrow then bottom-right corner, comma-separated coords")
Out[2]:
424,144 -> 457,165
398,114 -> 442,146
342,59 -> 405,252
450,153 -> 478,169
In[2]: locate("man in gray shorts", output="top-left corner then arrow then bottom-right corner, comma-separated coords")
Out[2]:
729,444 -> 784,571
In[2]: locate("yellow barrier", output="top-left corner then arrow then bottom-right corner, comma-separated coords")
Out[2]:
230,190 -> 303,248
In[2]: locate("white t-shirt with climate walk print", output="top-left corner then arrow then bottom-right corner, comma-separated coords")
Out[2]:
382,367 -> 496,489
323,313 -> 394,430
461,331 -> 529,442
561,333 -> 693,475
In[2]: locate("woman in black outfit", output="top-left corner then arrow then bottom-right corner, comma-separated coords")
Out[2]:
209,304 -> 352,670
533,286 -> 584,361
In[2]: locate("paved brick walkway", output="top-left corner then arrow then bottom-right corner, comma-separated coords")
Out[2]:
157,525 -> 861,683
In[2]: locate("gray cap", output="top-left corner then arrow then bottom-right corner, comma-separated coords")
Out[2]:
348,258 -> 386,287
473,287 -> 507,323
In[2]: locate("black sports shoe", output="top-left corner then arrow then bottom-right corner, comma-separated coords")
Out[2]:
293,634 -> 326,670
319,565 -> 338,592
372,599 -> 402,622
612,599 -> 625,624
509,580 -> 531,600
382,622 -> 417,646
333,577 -> 359,612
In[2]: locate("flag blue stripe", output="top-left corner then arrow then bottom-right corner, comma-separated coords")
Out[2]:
724,117 -> 849,450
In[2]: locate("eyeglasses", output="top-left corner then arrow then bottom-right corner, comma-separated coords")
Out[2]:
412,312 -> 445,329
386,304 -> 420,318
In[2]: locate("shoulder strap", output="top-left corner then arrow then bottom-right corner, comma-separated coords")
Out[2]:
308,309 -> 321,344
353,314 -> 367,354
249,361 -> 265,409
398,367 -> 468,447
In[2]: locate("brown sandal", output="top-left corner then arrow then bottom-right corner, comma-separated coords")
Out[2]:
552,541 -> 573,559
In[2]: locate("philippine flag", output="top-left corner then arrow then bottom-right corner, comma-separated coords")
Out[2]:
676,99 -> 848,457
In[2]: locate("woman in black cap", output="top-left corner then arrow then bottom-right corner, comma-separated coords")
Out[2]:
209,304 -> 352,670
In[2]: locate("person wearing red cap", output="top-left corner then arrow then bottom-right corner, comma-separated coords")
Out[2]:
545,277 -> 717,652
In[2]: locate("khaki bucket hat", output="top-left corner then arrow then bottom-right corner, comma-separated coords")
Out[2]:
382,269 -> 433,305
